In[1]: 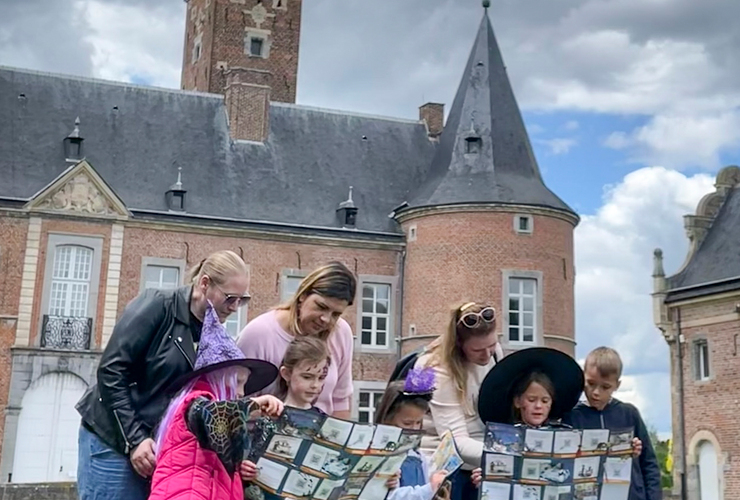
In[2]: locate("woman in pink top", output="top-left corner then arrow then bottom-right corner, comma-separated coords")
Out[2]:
237,262 -> 356,418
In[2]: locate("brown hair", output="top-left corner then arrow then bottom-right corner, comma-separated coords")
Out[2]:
511,371 -> 555,423
584,346 -> 623,379
374,381 -> 431,425
277,337 -> 332,401
277,261 -> 357,340
426,302 -> 497,414
186,250 -> 248,286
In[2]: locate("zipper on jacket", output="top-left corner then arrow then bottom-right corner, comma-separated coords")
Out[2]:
600,414 -> 605,429
113,409 -> 132,455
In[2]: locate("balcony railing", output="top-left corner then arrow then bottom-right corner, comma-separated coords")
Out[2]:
40,315 -> 92,350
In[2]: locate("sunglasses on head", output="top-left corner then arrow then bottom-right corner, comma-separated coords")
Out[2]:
457,303 -> 496,329
207,276 -> 251,307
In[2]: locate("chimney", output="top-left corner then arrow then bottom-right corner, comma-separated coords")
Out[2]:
419,103 -> 444,138
223,68 -> 272,142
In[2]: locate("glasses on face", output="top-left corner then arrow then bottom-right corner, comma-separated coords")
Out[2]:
457,305 -> 496,329
207,276 -> 251,307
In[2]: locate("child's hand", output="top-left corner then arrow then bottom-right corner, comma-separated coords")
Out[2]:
471,467 -> 483,488
631,437 -> 643,458
251,395 -> 284,417
430,470 -> 448,490
385,471 -> 401,490
240,460 -> 259,482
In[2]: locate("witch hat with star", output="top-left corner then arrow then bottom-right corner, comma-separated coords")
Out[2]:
169,303 -> 278,395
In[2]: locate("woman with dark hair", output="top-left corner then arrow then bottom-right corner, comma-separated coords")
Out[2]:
76,250 -> 251,500
237,262 -> 357,418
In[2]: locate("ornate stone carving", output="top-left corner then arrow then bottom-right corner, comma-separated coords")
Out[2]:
245,3 -> 274,29
38,173 -> 119,216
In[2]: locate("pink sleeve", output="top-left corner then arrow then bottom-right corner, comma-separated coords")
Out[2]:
236,317 -> 268,361
331,319 -> 354,411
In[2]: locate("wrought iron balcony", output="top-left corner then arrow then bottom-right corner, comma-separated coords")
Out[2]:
40,315 -> 92,350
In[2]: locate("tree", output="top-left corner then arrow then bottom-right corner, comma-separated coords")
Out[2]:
648,425 -> 674,489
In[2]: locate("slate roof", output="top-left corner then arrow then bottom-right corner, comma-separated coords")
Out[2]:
405,14 -> 576,217
666,185 -> 740,301
0,11 -> 577,234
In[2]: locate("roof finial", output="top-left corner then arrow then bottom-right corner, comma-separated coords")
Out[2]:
175,167 -> 183,189
348,186 -> 354,202
482,0 -> 491,9
68,116 -> 81,138
652,248 -> 665,278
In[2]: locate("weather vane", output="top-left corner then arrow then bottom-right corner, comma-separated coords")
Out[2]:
483,0 -> 491,8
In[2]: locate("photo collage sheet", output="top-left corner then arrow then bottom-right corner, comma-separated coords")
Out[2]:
479,423 -> 634,500
251,407 -> 423,500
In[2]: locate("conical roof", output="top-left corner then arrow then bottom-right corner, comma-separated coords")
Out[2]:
407,12 -> 576,218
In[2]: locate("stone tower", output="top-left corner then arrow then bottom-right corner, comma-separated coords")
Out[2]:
397,10 -> 580,356
181,0 -> 301,103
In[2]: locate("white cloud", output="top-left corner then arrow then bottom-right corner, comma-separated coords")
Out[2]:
540,138 -> 578,155
564,120 -> 580,131
574,166 -> 715,432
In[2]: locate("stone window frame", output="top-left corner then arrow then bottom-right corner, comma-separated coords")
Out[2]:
501,270 -> 544,349
352,381 -> 387,424
280,268 -> 307,303
139,257 -> 186,293
192,33 -> 203,63
514,214 -> 533,235
272,0 -> 287,10
39,234 -> 104,348
407,224 -> 417,242
691,336 -> 712,382
245,28 -> 272,59
355,275 -> 399,355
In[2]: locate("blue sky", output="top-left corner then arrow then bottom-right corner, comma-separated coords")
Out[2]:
3,0 -> 739,436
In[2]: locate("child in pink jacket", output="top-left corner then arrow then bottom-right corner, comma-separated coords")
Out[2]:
149,304 -> 282,500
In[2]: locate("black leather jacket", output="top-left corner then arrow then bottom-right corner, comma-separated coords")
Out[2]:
76,286 -> 199,456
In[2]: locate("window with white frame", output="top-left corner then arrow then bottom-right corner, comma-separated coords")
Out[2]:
49,245 -> 93,318
224,308 -> 245,339
694,339 -> 710,381
507,277 -> 537,344
515,215 -> 533,234
357,390 -> 385,424
281,274 -> 304,303
144,265 -> 180,290
360,283 -> 391,348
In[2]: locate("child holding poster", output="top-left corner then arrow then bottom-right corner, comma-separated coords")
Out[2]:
374,368 -> 452,500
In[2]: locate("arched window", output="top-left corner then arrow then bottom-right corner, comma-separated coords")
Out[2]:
698,440 -> 719,500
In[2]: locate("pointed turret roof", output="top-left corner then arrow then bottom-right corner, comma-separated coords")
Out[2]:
406,11 -> 576,218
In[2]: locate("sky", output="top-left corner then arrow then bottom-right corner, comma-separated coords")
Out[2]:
2,0 -> 739,436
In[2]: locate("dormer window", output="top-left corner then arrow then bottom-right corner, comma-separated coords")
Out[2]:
465,136 -> 482,154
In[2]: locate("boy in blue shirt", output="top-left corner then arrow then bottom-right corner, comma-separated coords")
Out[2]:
564,347 -> 662,500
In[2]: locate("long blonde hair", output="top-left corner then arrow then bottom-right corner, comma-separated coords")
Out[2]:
186,250 -> 248,286
426,302 -> 497,413
277,261 -> 357,341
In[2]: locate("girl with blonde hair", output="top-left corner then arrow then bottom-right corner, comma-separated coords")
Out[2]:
237,261 -> 357,418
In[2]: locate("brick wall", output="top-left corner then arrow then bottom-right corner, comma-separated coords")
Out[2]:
400,210 -> 576,355
182,0 -> 301,103
675,296 -> 740,499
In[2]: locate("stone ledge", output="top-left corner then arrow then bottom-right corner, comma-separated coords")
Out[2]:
0,483 -> 77,500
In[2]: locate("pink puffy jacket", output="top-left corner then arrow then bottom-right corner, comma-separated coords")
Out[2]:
149,385 -> 244,500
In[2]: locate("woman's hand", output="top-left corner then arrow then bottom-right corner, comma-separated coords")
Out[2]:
240,460 -> 259,482
631,437 -> 643,458
130,438 -> 157,478
251,395 -> 284,417
385,471 -> 401,490
471,467 -> 482,488
430,470 -> 448,490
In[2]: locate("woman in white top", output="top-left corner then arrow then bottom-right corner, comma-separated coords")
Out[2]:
415,302 -> 504,500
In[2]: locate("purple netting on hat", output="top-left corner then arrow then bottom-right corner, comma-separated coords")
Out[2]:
404,367 -> 435,394
193,304 -> 246,371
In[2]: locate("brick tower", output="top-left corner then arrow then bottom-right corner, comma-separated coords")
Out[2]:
397,10 -> 580,356
181,0 -> 301,103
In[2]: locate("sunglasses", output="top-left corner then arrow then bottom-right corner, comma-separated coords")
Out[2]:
207,277 -> 251,307
457,305 -> 496,329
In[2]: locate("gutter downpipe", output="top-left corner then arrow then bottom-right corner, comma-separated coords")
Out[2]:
396,249 -> 406,360
676,306 -> 688,500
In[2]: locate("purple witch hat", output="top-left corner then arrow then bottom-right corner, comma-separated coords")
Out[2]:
402,367 -> 436,398
169,303 -> 278,396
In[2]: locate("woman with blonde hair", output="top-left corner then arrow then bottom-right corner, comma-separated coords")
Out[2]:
414,302 -> 504,500
237,261 -> 357,418
76,250 -> 252,500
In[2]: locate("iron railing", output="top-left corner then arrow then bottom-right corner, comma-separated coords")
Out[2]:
40,315 -> 92,350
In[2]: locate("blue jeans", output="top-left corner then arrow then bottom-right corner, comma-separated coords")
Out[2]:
77,425 -> 149,500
